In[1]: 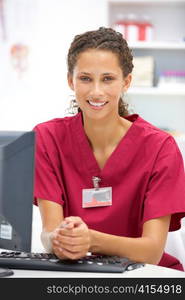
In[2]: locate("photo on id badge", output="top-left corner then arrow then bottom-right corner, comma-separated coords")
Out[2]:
82,187 -> 112,208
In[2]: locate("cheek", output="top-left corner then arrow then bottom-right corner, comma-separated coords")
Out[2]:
107,86 -> 123,101
74,85 -> 89,97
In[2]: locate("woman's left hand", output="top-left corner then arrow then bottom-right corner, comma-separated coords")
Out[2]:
52,216 -> 91,260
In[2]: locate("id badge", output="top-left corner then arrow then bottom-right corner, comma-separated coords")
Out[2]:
82,187 -> 112,208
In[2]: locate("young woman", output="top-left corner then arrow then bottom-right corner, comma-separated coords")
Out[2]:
33,27 -> 185,270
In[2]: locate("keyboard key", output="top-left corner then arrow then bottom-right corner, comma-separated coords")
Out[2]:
0,251 -> 145,273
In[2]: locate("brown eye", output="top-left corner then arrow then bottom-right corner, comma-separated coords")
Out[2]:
80,76 -> 91,81
104,76 -> 114,81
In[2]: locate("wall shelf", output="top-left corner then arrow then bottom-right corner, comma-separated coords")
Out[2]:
108,0 -> 185,131
109,0 -> 185,4
128,87 -> 185,96
129,41 -> 185,50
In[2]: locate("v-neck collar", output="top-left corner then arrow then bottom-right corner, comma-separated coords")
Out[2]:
72,112 -> 140,182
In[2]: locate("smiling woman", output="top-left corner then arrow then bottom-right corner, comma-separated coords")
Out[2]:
67,49 -> 131,120
33,27 -> 185,271
67,27 -> 133,118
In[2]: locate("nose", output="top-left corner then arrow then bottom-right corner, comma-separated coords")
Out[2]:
89,81 -> 104,100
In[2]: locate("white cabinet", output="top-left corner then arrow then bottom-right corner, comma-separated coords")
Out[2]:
108,0 -> 185,132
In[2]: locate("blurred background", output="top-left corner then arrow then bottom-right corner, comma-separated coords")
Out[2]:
0,0 -> 109,131
1,0 -> 185,265
0,0 -> 185,134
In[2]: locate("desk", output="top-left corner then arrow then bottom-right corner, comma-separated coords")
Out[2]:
9,264 -> 185,278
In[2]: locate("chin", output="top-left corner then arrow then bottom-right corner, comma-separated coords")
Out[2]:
82,110 -> 113,122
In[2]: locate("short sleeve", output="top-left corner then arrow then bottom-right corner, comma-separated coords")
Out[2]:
143,136 -> 185,231
33,125 -> 64,206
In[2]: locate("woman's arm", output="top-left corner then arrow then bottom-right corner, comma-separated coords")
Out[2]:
37,198 -> 171,264
56,215 -> 171,264
37,199 -> 64,253
37,200 -> 90,259
89,215 -> 171,265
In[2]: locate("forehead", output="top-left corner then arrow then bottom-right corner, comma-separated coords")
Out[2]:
74,49 -> 121,72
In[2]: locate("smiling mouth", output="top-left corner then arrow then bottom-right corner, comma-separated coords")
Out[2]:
87,100 -> 108,107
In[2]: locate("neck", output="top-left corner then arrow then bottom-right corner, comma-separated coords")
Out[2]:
82,113 -> 130,151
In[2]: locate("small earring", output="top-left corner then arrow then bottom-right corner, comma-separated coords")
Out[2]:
65,95 -> 79,115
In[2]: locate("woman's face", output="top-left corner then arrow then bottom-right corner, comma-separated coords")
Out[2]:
68,49 -> 131,120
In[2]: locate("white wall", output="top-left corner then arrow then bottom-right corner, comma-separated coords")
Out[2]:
0,0 -> 108,131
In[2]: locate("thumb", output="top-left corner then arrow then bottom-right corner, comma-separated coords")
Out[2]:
64,216 -> 83,227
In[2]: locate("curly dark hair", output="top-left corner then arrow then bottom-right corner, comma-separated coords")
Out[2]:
67,27 -> 134,117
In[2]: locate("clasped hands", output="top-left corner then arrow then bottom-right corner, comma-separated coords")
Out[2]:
51,216 -> 91,260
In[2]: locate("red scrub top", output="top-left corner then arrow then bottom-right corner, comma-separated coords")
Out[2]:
33,112 -> 185,270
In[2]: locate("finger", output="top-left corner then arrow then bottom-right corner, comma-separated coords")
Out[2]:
60,238 -> 90,253
53,243 -> 83,260
57,237 -> 90,253
60,243 -> 89,253
53,225 -> 75,238
54,237 -> 87,254
52,233 -> 87,249
59,223 -> 89,237
53,240 -> 89,260
60,248 -> 88,260
56,235 -> 82,246
60,220 -> 75,229
52,245 -> 66,260
64,216 -> 83,227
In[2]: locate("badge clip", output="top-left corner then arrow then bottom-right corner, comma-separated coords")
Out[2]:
92,176 -> 101,190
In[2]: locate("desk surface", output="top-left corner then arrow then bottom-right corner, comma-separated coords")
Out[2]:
9,264 -> 185,278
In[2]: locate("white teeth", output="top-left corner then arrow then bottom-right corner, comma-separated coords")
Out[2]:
89,101 -> 106,107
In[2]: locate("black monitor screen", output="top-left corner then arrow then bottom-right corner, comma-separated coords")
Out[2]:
0,131 -> 35,252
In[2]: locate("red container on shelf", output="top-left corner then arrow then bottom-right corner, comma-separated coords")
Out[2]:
113,14 -> 140,42
113,14 -> 153,42
123,14 -> 140,42
125,18 -> 139,42
138,17 -> 153,41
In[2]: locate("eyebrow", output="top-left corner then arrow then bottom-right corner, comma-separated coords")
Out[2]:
78,72 -> 116,75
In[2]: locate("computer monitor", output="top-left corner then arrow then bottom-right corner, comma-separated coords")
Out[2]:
0,131 -> 35,252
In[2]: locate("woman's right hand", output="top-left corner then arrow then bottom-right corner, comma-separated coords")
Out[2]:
51,217 -> 91,260
51,227 -> 69,260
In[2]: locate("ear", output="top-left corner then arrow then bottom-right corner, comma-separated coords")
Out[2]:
122,73 -> 132,92
67,73 -> 74,91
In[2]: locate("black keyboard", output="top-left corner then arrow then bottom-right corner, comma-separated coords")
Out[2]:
0,251 -> 145,273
